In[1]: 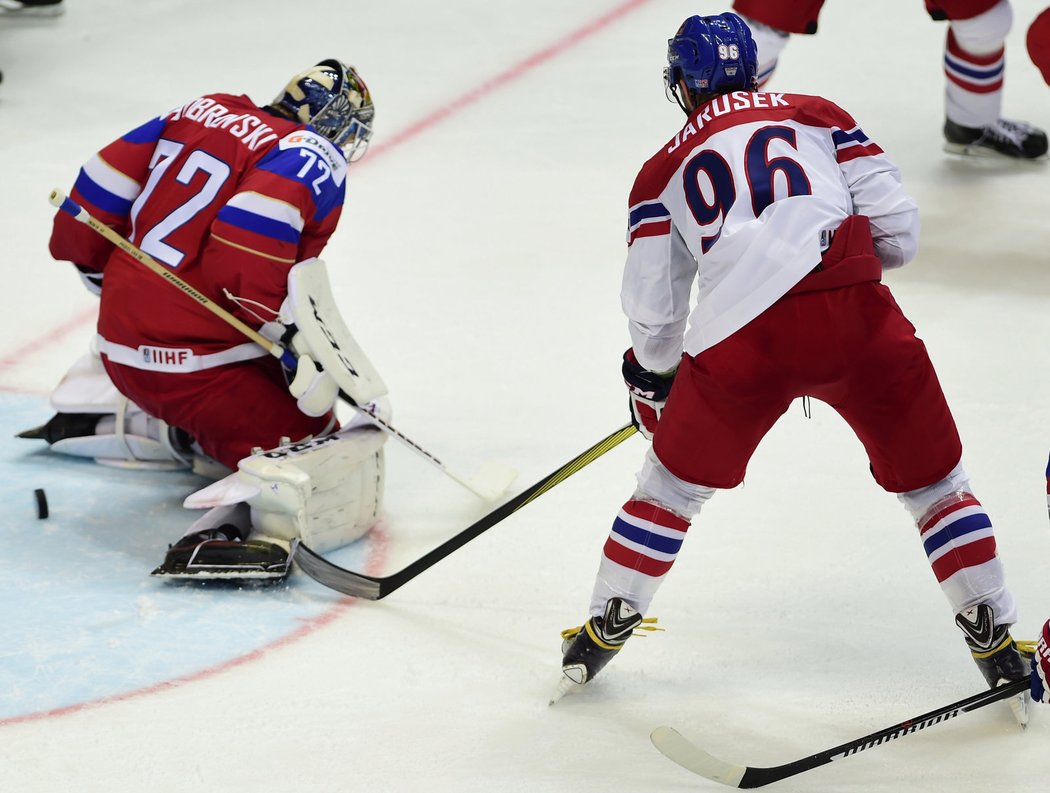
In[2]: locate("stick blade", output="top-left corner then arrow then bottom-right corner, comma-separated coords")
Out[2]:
291,540 -> 382,599
651,726 -> 747,788
466,460 -> 518,501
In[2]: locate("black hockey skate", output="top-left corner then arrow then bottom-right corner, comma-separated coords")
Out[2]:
151,525 -> 291,582
551,597 -> 648,703
943,117 -> 1049,160
956,604 -> 1031,727
0,0 -> 66,16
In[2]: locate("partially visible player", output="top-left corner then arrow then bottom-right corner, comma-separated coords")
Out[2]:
22,60 -> 388,580
555,12 -> 1039,725
1028,6 -> 1050,84
733,0 -> 1048,159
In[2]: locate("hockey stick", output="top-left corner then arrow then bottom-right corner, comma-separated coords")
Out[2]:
48,189 -> 514,501
291,423 -> 639,599
651,678 -> 1030,788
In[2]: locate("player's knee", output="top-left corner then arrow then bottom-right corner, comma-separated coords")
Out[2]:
897,459 -> 972,519
950,0 -> 1013,54
634,447 -> 716,519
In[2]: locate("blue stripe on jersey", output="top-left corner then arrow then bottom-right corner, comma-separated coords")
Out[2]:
73,169 -> 134,216
921,512 -> 992,557
945,57 -> 1004,81
831,128 -> 869,148
122,116 -> 167,145
256,148 -> 343,223
216,205 -> 301,244
611,515 -> 684,555
628,201 -> 670,228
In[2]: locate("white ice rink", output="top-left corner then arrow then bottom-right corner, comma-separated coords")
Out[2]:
1,1 -> 1049,791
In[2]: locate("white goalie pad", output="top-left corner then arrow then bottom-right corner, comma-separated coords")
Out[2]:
184,425 -> 387,554
286,257 -> 387,407
50,346 -> 123,413
46,349 -> 191,470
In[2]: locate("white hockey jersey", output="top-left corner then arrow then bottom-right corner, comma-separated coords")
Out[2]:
622,91 -> 919,373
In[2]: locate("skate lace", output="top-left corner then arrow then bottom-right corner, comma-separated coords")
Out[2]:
559,616 -> 662,641
985,118 -> 1033,147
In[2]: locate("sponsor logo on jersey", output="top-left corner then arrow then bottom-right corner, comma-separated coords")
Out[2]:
139,346 -> 194,368
278,131 -> 347,186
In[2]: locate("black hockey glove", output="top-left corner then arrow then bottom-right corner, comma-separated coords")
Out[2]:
622,348 -> 676,441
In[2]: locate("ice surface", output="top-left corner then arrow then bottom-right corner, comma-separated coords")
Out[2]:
1,1 -> 1048,791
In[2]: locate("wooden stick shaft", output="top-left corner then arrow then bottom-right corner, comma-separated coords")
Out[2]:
48,189 -> 294,368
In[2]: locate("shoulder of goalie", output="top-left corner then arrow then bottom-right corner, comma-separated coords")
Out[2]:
181,423 -> 388,558
260,257 -> 389,418
19,346 -> 195,471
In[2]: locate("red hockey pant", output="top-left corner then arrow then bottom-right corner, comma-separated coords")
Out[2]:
653,281 -> 963,494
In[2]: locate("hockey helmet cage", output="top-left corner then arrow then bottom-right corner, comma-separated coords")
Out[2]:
664,12 -> 758,111
273,59 -> 375,161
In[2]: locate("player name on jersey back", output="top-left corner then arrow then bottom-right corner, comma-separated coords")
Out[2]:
166,97 -> 279,151
667,91 -> 790,154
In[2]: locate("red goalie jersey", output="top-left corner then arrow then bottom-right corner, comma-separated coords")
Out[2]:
50,92 -> 347,365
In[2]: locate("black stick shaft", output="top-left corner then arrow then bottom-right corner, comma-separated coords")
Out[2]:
739,678 -> 1029,787
294,424 -> 638,599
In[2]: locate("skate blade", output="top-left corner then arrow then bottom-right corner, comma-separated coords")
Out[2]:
943,141 -> 1048,162
548,675 -> 583,706
1007,691 -> 1030,729
150,565 -> 290,582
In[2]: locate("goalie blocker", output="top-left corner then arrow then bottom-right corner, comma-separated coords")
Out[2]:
154,424 -> 386,580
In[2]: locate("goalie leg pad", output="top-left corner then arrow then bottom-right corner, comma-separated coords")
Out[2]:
243,426 -> 386,553
184,426 -> 387,554
26,349 -> 192,469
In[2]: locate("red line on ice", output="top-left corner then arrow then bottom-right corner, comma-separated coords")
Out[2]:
0,0 -> 653,726
8,0 -> 653,366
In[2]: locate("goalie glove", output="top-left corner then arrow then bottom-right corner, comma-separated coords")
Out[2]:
261,313 -> 339,418
288,352 -> 339,417
1033,619 -> 1050,704
622,348 -> 676,441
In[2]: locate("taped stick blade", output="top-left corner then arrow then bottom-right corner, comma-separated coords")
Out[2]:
290,540 -> 382,599
466,460 -> 518,501
650,726 -> 747,787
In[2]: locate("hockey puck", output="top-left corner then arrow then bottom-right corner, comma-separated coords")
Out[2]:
34,488 -> 48,519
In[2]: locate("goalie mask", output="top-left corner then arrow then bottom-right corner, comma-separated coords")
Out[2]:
664,12 -> 758,113
272,59 -> 375,161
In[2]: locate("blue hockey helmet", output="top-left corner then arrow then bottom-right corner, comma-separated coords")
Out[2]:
272,59 -> 375,161
664,13 -> 758,112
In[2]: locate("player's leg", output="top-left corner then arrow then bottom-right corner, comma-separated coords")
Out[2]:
559,324 -> 794,693
928,0 -> 1049,158
155,424 -> 386,579
17,347 -> 197,471
102,356 -> 334,472
731,0 -> 826,87
831,281 -> 1029,724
